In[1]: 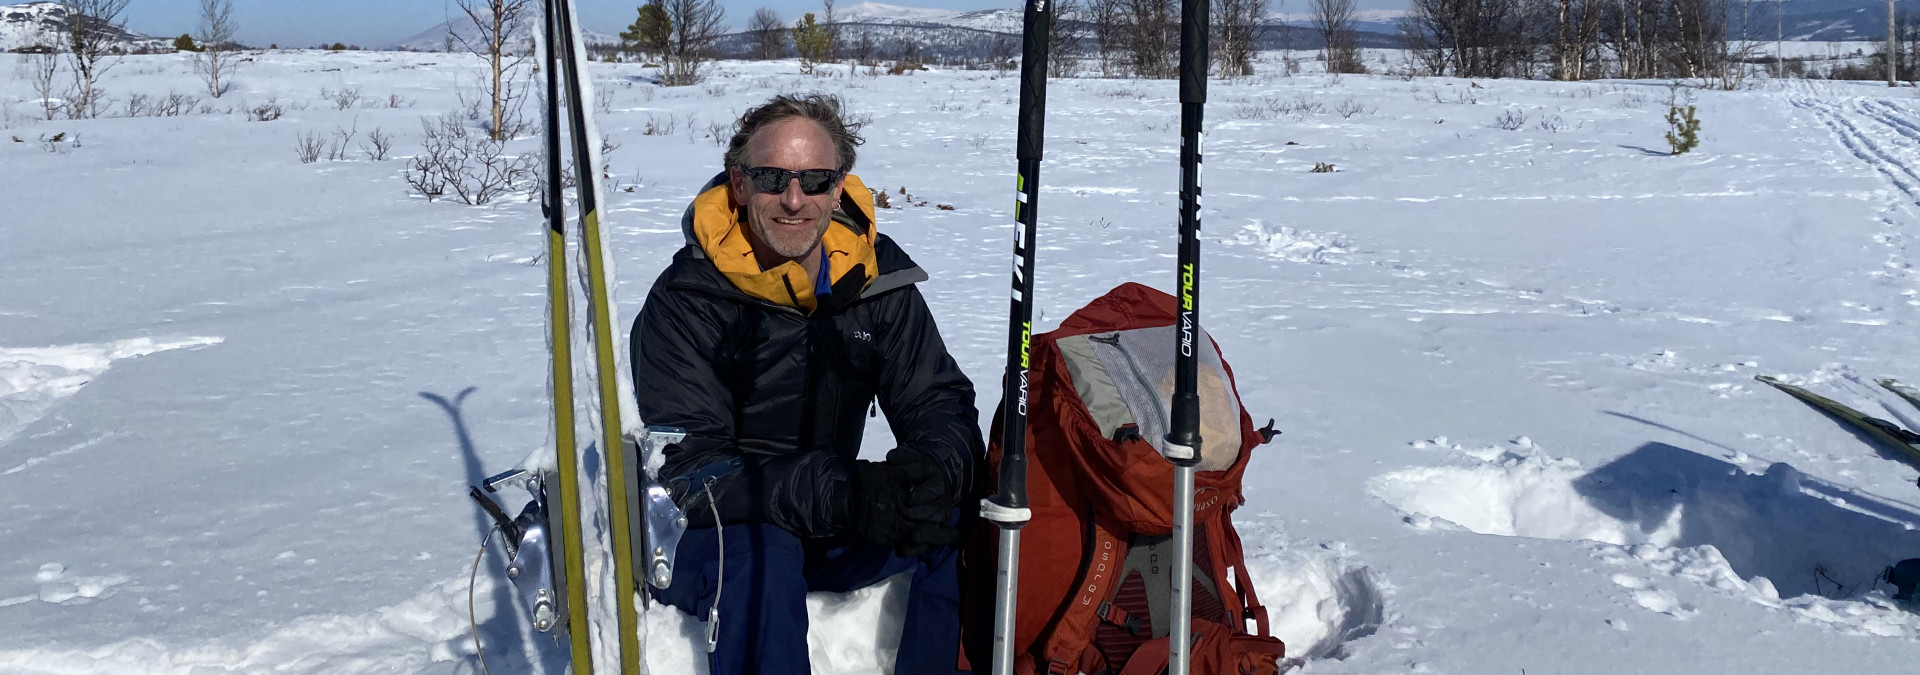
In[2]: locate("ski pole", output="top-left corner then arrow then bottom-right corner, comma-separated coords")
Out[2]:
982,1 -> 1053,673
1165,0 -> 1211,671
537,0 -> 595,671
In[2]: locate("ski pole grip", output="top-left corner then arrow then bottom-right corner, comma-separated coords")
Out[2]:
1164,392 -> 1204,468
985,452 -> 1031,528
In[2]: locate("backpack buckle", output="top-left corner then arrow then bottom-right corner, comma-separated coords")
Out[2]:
1111,423 -> 1142,443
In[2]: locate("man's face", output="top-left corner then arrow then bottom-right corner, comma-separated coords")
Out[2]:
729,118 -> 844,262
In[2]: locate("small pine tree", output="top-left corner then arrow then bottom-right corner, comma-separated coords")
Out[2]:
622,1 -> 672,67
174,34 -> 199,52
329,42 -> 348,51
792,13 -> 830,74
1665,104 -> 1701,155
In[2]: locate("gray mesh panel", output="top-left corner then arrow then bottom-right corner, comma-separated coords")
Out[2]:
1086,326 -> 1242,472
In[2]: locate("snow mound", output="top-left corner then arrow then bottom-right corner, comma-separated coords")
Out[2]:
1245,544 -> 1386,663
0,336 -> 222,445
1373,439 -> 1920,634
1232,221 -> 1353,264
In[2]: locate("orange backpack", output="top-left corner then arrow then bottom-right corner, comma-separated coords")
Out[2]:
963,283 -> 1285,675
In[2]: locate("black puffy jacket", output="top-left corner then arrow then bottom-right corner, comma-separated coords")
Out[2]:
629,175 -> 983,538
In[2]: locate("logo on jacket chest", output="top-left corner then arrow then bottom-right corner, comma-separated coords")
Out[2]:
850,330 -> 873,342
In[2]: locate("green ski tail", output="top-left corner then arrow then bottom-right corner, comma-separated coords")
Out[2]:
1755,375 -> 1920,470
1876,378 -> 1920,414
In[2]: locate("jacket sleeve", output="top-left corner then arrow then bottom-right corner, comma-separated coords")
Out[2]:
873,285 -> 985,503
631,286 -> 851,537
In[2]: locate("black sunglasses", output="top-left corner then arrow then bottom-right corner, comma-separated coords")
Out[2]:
739,166 -> 845,195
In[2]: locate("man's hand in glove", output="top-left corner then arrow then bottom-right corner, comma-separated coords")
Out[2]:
849,448 -> 961,556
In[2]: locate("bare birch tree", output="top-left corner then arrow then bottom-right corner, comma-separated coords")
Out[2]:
749,7 -> 786,59
1214,0 -> 1267,76
1050,0 -> 1084,77
58,0 -> 132,119
662,0 -> 726,85
28,34 -> 63,120
1087,0 -> 1124,75
1124,0 -> 1178,78
194,0 -> 237,98
452,0 -> 534,140
1311,0 -> 1363,73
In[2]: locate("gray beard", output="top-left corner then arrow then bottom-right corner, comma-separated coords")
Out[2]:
750,215 -> 828,260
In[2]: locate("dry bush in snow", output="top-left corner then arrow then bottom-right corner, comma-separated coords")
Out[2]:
404,115 -> 537,205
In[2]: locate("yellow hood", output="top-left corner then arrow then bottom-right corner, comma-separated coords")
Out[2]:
688,174 -> 879,313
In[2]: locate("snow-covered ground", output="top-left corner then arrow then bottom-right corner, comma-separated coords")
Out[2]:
5,49 -> 1920,674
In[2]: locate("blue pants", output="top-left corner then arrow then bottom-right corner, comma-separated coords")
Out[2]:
651,523 -> 968,675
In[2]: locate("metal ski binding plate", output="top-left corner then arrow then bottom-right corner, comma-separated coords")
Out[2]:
474,467 -> 569,636
632,425 -> 690,590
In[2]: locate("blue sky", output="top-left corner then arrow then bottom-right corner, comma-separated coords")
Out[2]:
113,0 -> 1405,49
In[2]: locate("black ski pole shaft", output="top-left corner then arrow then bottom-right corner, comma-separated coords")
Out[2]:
983,1 -> 1052,673
1166,0 -> 1210,671
538,1 -> 594,671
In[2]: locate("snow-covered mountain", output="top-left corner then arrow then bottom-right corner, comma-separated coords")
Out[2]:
834,2 -> 1025,33
389,11 -> 617,52
0,1 -> 167,53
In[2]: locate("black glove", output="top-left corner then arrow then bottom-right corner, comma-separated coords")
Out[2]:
849,449 -> 961,556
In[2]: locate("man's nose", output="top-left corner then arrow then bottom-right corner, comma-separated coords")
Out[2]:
779,178 -> 807,209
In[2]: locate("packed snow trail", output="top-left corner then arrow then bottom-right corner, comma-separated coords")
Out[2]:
5,49 -> 1920,674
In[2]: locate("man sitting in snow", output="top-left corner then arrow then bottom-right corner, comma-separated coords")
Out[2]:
629,93 -> 982,675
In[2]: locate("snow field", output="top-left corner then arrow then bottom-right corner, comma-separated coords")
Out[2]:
5,48 -> 1920,673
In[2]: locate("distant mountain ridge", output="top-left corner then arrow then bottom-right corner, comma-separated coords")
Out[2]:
389,10 -> 617,52
0,1 -> 168,53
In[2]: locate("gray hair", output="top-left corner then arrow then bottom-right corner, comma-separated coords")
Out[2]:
722,93 -> 864,173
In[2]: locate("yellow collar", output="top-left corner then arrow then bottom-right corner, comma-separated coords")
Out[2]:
688,174 -> 879,313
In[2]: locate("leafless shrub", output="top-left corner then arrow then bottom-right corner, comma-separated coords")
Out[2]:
248,97 -> 284,121
1267,94 -> 1324,118
326,121 -> 358,161
643,113 -> 680,135
386,93 -> 413,109
362,126 -> 393,160
1232,102 -> 1272,120
295,129 -> 326,163
1334,97 -> 1369,118
404,114 -> 537,205
38,131 -> 80,153
157,92 -> 201,116
1536,114 -> 1566,132
122,93 -> 151,117
322,86 -> 362,111
1492,108 -> 1528,130
706,119 -> 730,146
1311,162 -> 1335,173
596,85 -> 617,115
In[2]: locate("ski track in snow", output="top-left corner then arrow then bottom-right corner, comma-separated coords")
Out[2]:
1790,89 -> 1920,312
0,336 -> 223,447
